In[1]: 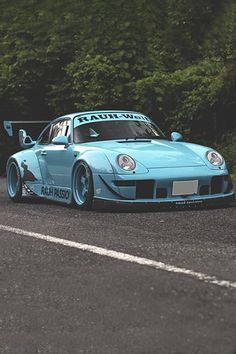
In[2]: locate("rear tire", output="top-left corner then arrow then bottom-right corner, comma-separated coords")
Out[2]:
7,160 -> 23,202
72,161 -> 94,210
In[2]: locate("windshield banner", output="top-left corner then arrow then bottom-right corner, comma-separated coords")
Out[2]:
74,112 -> 151,127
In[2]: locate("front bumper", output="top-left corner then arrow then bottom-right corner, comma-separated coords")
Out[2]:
93,166 -> 235,209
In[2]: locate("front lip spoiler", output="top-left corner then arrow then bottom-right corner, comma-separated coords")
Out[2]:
93,193 -> 235,211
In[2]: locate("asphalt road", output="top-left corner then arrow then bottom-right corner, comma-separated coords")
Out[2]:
0,177 -> 236,354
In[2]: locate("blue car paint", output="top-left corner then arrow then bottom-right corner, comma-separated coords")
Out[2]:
100,166 -> 230,202
7,110 -> 235,207
90,140 -> 206,170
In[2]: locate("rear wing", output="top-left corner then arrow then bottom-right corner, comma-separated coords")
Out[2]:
3,120 -> 49,139
1,119 -> 50,152
0,120 -> 50,175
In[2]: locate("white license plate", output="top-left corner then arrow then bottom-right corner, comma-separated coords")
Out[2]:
172,180 -> 198,196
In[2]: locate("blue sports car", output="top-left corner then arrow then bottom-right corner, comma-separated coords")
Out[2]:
6,110 -> 235,209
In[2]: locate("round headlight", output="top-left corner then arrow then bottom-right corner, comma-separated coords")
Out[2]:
117,154 -> 136,171
206,150 -> 224,166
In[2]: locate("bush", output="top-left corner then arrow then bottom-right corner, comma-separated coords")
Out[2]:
214,134 -> 236,175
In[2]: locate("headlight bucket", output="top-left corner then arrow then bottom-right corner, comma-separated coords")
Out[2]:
117,154 -> 136,171
206,150 -> 224,166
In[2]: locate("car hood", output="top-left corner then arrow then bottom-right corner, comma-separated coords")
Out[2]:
83,140 -> 206,168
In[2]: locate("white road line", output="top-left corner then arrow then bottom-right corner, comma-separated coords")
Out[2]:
0,224 -> 236,290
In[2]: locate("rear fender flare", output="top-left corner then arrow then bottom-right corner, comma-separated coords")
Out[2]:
7,150 -> 42,183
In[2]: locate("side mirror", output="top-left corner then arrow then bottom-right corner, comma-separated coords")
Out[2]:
171,132 -> 183,142
19,129 -> 36,149
52,135 -> 69,146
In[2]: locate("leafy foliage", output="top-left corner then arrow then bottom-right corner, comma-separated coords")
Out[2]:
0,0 -> 235,162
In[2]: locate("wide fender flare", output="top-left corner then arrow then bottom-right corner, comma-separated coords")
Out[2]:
72,151 -> 114,175
71,152 -> 123,200
7,150 -> 43,183
180,142 -> 227,170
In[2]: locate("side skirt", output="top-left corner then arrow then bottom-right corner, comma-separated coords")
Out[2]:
24,182 -> 72,204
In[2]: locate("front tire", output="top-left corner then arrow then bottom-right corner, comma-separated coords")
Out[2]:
72,161 -> 94,210
7,160 -> 23,202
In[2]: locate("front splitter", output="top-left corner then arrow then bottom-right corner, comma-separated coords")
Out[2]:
93,193 -> 235,211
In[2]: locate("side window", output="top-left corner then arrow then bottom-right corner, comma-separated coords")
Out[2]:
37,125 -> 51,145
50,120 -> 71,143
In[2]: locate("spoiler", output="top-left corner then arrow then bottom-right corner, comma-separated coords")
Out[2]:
3,120 -> 49,137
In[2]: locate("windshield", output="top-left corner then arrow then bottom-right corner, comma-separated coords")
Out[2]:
73,120 -> 166,144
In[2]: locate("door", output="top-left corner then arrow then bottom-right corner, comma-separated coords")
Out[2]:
37,119 -> 74,187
